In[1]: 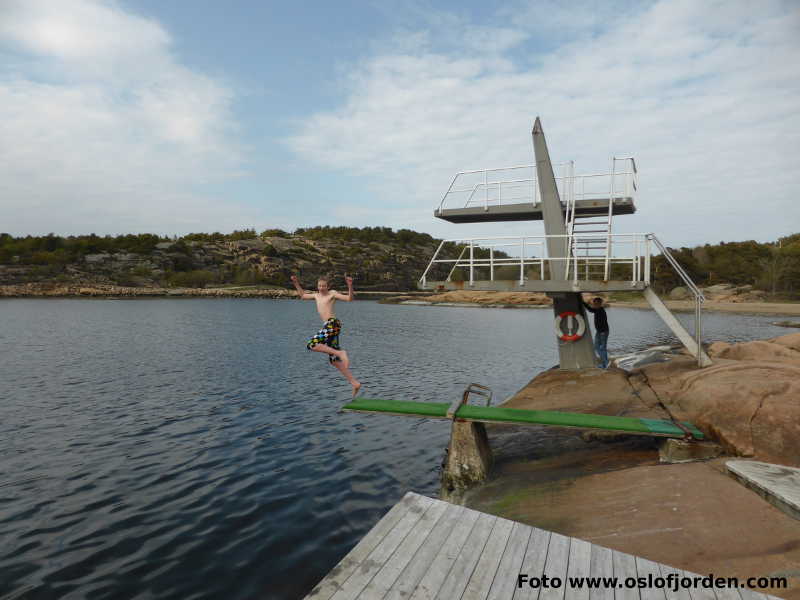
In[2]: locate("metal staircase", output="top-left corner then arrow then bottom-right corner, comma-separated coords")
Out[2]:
564,157 -> 637,281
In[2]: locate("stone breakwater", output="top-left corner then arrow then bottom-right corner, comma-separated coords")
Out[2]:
0,283 -> 294,299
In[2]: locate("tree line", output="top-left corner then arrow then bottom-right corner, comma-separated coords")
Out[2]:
1,229 -> 798,295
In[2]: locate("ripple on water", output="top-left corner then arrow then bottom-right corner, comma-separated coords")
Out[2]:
0,298 -> 791,599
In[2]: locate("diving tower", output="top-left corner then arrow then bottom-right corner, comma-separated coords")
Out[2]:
419,117 -> 711,369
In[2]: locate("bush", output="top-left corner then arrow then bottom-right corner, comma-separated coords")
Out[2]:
131,265 -> 153,278
182,232 -> 226,243
113,270 -> 139,287
260,229 -> 289,238
228,229 -> 257,241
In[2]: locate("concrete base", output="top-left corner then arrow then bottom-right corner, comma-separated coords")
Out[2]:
441,420 -> 493,494
658,438 -> 723,463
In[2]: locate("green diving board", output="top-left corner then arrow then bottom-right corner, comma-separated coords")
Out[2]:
342,398 -> 704,439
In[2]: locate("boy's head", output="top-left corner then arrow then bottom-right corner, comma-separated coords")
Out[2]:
592,297 -> 603,306
317,276 -> 330,292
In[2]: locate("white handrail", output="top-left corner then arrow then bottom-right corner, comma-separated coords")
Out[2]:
419,233 -> 650,288
437,163 -> 638,213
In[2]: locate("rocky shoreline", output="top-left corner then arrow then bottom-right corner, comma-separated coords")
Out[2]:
0,283 -> 296,298
0,283 -> 433,300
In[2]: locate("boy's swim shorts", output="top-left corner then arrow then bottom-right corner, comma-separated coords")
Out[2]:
306,317 -> 342,363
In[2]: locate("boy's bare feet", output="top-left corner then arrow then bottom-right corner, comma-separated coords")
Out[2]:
351,380 -> 362,397
338,350 -> 350,369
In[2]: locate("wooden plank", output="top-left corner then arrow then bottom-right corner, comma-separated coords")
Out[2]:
306,492 -> 422,600
462,517 -> 515,600
330,494 -> 436,600
486,522 -> 533,600
539,532 -> 571,600
383,503 -> 466,600
636,556 -> 667,600
565,538 -> 592,600
407,506 -> 482,600
358,498 -> 450,599
713,588 -> 742,600
682,570 -> 717,600
658,564 -> 691,600
588,544 -> 613,600
513,527 -> 551,600
433,512 -> 498,600
611,550 -> 639,600
727,460 -> 800,521
739,589 -> 776,600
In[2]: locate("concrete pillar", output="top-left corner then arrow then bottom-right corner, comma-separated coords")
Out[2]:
441,420 -> 493,493
551,292 -> 597,370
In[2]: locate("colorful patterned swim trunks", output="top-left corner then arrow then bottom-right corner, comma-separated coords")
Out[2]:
306,317 -> 342,363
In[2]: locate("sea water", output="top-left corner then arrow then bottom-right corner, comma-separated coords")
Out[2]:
0,298 -> 790,599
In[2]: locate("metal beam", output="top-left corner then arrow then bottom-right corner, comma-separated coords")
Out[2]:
643,287 -> 712,367
532,117 -> 568,280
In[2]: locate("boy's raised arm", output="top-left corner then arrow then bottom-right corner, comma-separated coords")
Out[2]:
333,275 -> 355,301
290,274 -> 314,299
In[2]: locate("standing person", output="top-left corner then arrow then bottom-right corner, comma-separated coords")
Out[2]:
583,296 -> 610,369
291,274 -> 362,397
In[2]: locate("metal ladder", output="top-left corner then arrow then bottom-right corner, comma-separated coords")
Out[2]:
564,158 -> 622,281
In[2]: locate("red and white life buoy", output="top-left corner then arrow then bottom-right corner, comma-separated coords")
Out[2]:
554,311 -> 586,341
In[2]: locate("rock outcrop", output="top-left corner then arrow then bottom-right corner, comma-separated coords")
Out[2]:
504,333 -> 800,465
415,290 -> 551,306
637,333 -> 800,465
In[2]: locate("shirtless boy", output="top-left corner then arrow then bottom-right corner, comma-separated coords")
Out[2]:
291,274 -> 361,396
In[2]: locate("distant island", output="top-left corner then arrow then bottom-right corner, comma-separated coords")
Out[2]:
0,228 -> 798,301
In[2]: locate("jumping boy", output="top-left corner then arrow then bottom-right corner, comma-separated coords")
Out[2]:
290,274 -> 361,396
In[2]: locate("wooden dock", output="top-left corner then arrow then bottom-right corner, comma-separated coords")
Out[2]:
306,492 -> 782,600
727,460 -> 800,521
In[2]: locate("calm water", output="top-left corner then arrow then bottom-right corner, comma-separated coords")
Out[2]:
0,299 -> 791,599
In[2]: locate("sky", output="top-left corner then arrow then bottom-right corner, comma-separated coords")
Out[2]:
1,0 -> 798,247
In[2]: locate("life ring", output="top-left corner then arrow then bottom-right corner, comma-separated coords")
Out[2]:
554,311 -> 586,341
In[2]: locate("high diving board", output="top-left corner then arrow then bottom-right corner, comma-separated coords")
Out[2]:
434,196 -> 636,223
342,398 -> 704,439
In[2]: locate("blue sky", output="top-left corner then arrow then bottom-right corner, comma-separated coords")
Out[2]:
1,0 -> 798,246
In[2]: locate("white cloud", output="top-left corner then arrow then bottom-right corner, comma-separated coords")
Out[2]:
287,0 -> 800,246
0,0 -> 253,236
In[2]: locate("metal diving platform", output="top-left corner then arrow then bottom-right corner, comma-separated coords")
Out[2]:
434,160 -> 637,224
436,197 -> 635,224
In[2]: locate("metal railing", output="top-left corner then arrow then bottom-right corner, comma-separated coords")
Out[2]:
435,160 -> 637,214
419,231 -> 708,365
649,234 -> 706,363
419,233 -> 649,288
